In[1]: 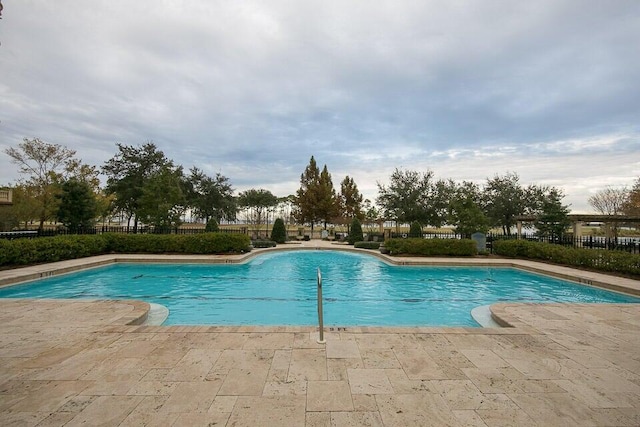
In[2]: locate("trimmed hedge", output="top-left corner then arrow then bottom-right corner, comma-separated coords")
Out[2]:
251,239 -> 277,248
385,238 -> 477,256
0,233 -> 252,267
493,240 -> 640,277
354,241 -> 381,250
0,235 -> 110,266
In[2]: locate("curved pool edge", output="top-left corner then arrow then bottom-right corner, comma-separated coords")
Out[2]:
1,241 -> 639,299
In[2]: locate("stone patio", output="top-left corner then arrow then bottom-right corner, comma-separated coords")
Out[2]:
0,299 -> 639,426
1,245 -> 639,426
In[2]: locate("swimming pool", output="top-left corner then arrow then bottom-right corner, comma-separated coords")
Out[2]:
1,250 -> 638,326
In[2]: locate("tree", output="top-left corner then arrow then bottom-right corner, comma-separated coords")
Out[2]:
238,188 -> 279,236
317,165 -> 338,229
588,186 -> 629,239
483,172 -> 529,235
338,176 -> 364,230
5,138 -> 82,231
294,156 -> 321,232
187,167 -> 236,223
409,221 -> 422,238
56,178 -> 98,233
347,217 -> 364,245
5,184 -> 40,229
588,187 -> 628,216
534,189 -> 570,240
205,218 -> 219,232
137,165 -> 187,229
102,142 -> 174,231
623,177 -> 640,217
271,218 -> 287,243
362,199 -> 380,232
447,181 -> 489,237
376,168 -> 440,228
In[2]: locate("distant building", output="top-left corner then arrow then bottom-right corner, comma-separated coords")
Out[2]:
0,188 -> 13,205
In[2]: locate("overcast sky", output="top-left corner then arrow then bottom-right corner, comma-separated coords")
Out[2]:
1,1 -> 639,213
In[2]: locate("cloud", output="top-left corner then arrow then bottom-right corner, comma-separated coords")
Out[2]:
0,0 -> 638,214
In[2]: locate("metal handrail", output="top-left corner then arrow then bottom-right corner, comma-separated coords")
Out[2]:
316,267 -> 326,344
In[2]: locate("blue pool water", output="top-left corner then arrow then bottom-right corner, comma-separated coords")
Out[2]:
1,250 -> 638,326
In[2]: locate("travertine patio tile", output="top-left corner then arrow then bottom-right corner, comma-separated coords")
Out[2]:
210,332 -> 250,349
552,379 -> 628,408
164,348 -> 221,381
376,393 -> 461,426
80,357 -> 148,382
8,380 -> 92,413
118,395 -> 175,427
212,349 -> 274,374
462,367 -> 529,394
431,379 -> 486,409
475,408 -> 538,426
65,395 -> 144,426
0,411 -> 50,426
288,349 -> 327,382
330,411 -> 384,426
173,411 -> 231,426
126,381 -> 178,396
425,347 -> 476,369
354,333 -> 420,349
218,367 -> 269,396
306,411 -> 331,426
243,332 -> 295,349
393,347 -> 448,379
446,334 -> 501,350
351,393 -> 378,411
306,380 -> 353,412
326,340 -> 361,359
385,368 -> 440,394
209,395 -> 237,413
227,395 -> 306,427
361,348 -> 402,369
35,412 -> 77,427
56,395 -> 96,412
461,349 -> 511,369
590,408 -> 640,427
452,409 -> 489,426
347,369 -> 394,394
508,392 -> 601,426
78,380 -> 136,396
17,346 -> 83,369
159,381 -> 221,412
263,378 -> 307,396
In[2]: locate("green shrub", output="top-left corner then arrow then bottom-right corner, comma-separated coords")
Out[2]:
0,233 -> 252,267
205,219 -> 219,232
354,241 -> 381,250
251,239 -> 277,248
0,235 -> 110,266
106,233 -> 251,254
347,218 -> 364,245
385,238 -> 477,256
493,240 -> 640,277
270,218 -> 287,244
409,221 -> 422,238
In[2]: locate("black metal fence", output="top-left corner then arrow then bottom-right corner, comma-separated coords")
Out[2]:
0,226 -> 246,240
